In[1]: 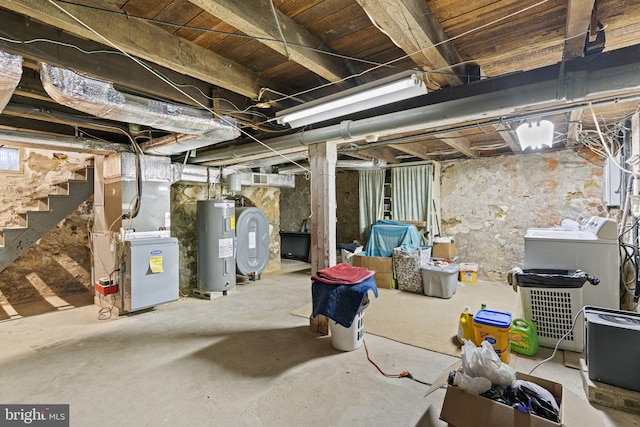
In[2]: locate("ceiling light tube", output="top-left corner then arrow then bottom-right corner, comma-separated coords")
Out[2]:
516,120 -> 554,150
275,71 -> 427,129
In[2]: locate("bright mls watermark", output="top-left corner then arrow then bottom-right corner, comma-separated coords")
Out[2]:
0,405 -> 69,426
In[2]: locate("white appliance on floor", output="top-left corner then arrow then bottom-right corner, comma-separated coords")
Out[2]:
522,216 -> 620,351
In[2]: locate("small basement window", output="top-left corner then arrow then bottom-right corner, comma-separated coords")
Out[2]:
0,147 -> 20,171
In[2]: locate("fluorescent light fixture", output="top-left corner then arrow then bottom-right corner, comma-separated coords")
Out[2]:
275,71 -> 427,129
516,120 -> 554,150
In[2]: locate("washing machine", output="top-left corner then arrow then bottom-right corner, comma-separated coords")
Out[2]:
522,217 -> 619,352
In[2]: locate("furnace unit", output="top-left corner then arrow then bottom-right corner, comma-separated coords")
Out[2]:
120,236 -> 179,312
97,153 -> 179,314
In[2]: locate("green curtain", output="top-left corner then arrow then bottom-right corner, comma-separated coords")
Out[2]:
358,169 -> 385,241
391,164 -> 434,244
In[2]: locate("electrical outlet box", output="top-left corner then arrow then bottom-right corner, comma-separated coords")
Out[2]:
95,278 -> 118,296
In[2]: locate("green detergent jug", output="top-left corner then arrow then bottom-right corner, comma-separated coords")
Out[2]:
510,318 -> 538,357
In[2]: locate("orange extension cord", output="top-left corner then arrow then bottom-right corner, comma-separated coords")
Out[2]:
363,339 -> 432,386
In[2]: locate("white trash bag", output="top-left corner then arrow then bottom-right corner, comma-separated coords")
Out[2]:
460,339 -> 516,387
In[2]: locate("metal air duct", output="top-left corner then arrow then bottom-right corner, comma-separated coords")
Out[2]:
39,63 -> 240,153
0,129 -> 128,154
0,51 -> 22,113
139,130 -> 240,156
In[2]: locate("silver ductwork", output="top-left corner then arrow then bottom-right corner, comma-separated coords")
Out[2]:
277,158 -> 387,174
169,162 -> 294,188
0,51 -> 22,113
336,158 -> 387,169
0,129 -> 128,153
139,129 -> 240,156
39,63 -> 240,153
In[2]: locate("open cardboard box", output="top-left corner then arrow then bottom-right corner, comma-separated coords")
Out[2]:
425,362 -> 604,427
352,254 -> 396,289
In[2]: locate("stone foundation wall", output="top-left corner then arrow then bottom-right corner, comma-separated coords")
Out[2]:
279,171 -> 360,244
1,147 -> 610,306
440,149 -> 607,282
279,174 -> 310,232
0,149 -> 93,307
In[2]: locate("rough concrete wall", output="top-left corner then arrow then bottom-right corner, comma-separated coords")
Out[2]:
336,170 -> 360,244
279,174 -> 310,232
172,184 -> 281,293
440,150 -> 606,282
0,149 -> 93,308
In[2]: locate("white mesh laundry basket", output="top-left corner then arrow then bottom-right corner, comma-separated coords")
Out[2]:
520,286 -> 584,352
330,310 -> 365,351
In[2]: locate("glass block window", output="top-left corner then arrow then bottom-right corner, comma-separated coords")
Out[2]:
0,147 -> 20,171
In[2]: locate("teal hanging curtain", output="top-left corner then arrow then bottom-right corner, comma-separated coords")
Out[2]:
391,164 -> 434,244
358,169 -> 385,241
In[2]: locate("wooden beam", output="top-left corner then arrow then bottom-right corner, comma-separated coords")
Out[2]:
566,109 -> 584,146
563,0 -> 595,59
0,9 -> 216,108
1,0 -> 279,99
356,0 -> 479,161
495,123 -> 522,153
356,0 -> 465,88
389,141 -> 432,160
436,136 -> 478,158
188,0 -> 353,86
351,146 -> 401,164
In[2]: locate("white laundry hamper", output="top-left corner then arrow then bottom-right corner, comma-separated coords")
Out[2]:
330,302 -> 368,351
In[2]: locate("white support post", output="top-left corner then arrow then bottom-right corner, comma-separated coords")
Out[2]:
308,141 -> 337,334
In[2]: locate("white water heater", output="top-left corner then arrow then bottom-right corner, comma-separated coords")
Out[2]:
197,199 -> 236,293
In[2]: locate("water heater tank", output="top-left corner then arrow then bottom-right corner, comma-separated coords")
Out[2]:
197,199 -> 236,292
235,207 -> 269,278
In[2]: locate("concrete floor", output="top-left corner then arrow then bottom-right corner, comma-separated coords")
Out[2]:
0,260 -> 637,427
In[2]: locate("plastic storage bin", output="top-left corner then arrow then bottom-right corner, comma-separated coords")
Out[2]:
473,309 -> 512,363
420,263 -> 459,298
330,309 -> 365,351
459,263 -> 478,284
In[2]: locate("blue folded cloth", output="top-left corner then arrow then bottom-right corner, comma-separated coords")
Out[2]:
311,276 -> 378,328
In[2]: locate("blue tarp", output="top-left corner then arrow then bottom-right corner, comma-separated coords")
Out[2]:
364,220 -> 422,257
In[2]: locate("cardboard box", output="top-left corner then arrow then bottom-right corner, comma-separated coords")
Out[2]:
426,364 -> 604,427
352,254 -> 396,289
432,242 -> 456,259
459,262 -> 478,284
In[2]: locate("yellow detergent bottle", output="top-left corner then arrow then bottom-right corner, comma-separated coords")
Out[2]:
510,318 -> 538,356
457,306 -> 475,345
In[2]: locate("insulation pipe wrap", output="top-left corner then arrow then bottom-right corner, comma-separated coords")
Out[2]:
0,51 -> 23,113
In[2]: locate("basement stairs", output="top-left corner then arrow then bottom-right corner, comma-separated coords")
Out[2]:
0,164 -> 94,274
